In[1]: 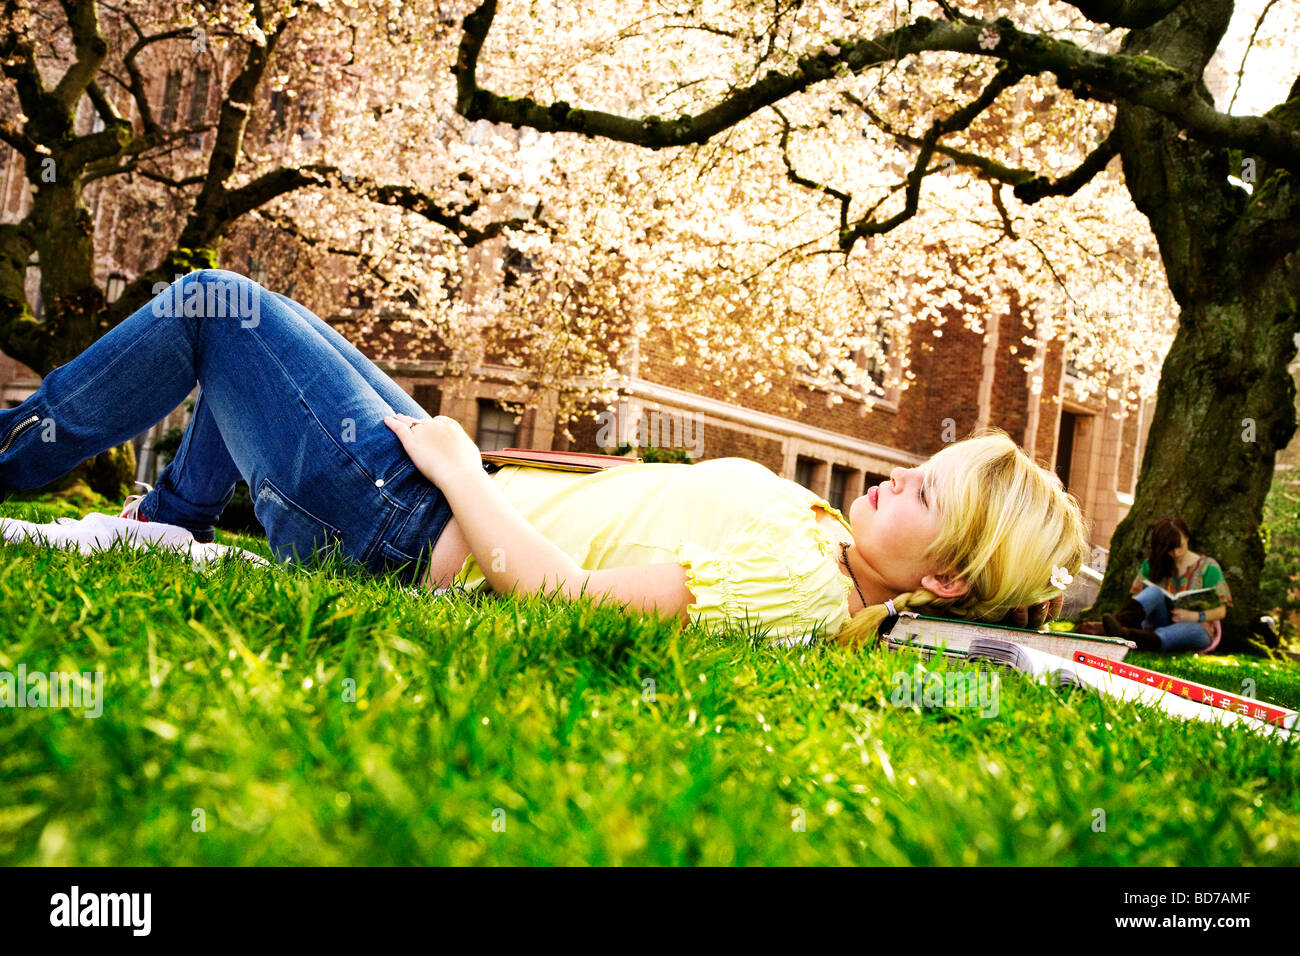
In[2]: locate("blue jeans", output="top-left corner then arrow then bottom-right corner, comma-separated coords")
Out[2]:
1132,585 -> 1213,652
0,269 -> 467,585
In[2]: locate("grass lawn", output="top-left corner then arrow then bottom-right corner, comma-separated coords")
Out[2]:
2,498 -> 1298,865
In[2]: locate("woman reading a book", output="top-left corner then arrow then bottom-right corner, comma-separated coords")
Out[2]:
1101,516 -> 1232,652
0,270 -> 1089,648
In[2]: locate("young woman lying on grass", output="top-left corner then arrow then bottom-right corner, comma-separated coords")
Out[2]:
0,270 -> 1089,648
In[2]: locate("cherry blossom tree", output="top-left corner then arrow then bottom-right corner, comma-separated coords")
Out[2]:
0,0 -> 551,491
2,0 -> 1171,440
0,0 -> 551,369
4,0 -> 1295,649
452,0 -> 1299,648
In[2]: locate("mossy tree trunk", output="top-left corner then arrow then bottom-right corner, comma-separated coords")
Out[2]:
1095,4 -> 1300,650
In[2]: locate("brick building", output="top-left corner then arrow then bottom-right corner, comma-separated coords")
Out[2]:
0,51 -> 1156,556
377,280 -> 1155,555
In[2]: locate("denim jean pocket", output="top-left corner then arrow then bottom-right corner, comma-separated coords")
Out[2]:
374,539 -> 426,585
253,476 -> 344,567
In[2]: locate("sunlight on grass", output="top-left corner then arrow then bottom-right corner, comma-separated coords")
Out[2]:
1,498 -> 1297,864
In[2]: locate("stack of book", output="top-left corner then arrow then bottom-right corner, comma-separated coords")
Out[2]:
881,611 -> 1136,662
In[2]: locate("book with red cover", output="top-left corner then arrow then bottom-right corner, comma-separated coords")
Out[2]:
965,640 -> 1290,740
1072,650 -> 1298,730
480,448 -> 641,473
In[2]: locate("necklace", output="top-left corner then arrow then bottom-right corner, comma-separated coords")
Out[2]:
841,541 -> 868,611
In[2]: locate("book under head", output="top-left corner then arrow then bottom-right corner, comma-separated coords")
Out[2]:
882,612 -> 1134,662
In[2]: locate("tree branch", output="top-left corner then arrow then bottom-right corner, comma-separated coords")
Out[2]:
0,120 -> 35,159
62,119 -> 133,171
189,13 -> 292,220
132,167 -> 207,189
216,164 -> 540,249
121,26 -> 195,134
249,207 -> 395,289
85,79 -> 122,126
857,84 -> 1121,205
840,62 -> 1026,249
51,0 -> 109,110
990,180 -> 1017,238
1013,131 -> 1119,203
0,21 -> 48,120
454,1 -> 1300,174
932,0 -> 982,24
1227,0 -> 1283,115
846,89 -> 1030,187
773,106 -> 851,236
78,119 -> 219,185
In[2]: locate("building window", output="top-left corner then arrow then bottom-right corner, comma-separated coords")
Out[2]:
795,456 -> 817,490
160,70 -> 182,129
298,106 -> 321,144
863,472 -> 888,498
1064,329 -> 1089,378
476,400 -> 519,451
188,69 -> 211,124
186,68 -> 211,150
269,89 -> 289,135
828,466 -> 854,512
1056,410 -> 1079,492
106,272 -> 127,303
866,333 -> 892,392
413,384 -> 441,417
830,334 -> 892,393
346,286 -> 373,310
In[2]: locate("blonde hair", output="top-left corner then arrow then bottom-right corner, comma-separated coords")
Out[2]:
831,427 -> 1090,650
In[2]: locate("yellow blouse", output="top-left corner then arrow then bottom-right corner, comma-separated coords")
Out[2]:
452,457 -> 855,645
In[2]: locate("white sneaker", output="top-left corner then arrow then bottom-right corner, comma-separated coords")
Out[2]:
119,481 -> 216,543
119,481 -> 153,521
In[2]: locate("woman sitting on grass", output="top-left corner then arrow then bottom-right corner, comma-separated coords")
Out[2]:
0,270 -> 1089,648
1099,516 -> 1231,653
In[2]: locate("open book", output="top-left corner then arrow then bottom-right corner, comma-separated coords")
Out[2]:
1140,579 -> 1221,612
480,448 -> 641,474
963,638 -> 1291,740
